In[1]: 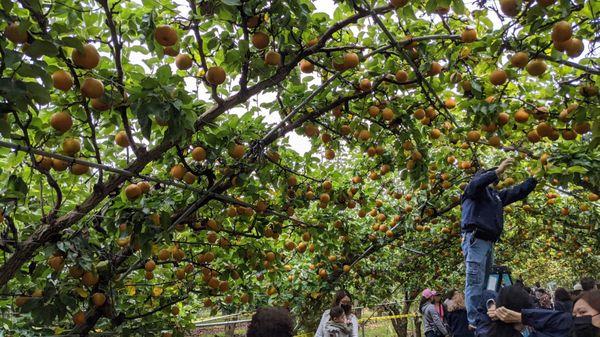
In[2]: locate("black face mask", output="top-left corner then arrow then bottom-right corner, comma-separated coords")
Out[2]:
571,315 -> 600,337
341,304 -> 352,314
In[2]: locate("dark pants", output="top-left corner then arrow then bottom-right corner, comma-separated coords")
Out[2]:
425,331 -> 445,337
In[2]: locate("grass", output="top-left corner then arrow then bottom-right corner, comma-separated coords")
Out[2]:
363,321 -> 396,337
192,321 -> 416,337
192,308 -> 420,337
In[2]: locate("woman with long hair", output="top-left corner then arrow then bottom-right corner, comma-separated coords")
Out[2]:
314,290 -> 359,337
446,289 -> 474,337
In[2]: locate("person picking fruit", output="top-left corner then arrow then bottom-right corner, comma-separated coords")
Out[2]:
460,157 -> 538,329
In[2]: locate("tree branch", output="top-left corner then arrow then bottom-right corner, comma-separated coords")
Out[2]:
187,0 -> 223,104
536,53 -> 600,75
238,4 -> 251,92
97,0 -> 143,156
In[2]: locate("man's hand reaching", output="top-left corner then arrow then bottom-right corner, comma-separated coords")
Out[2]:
495,307 -> 522,323
527,166 -> 544,180
495,158 -> 515,176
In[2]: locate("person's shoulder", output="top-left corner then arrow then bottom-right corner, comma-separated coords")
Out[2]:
447,308 -> 460,315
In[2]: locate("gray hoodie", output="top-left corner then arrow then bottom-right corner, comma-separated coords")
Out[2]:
314,310 -> 359,337
421,301 -> 448,336
324,321 -> 352,337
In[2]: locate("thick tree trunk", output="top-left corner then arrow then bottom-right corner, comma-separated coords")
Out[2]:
223,309 -> 235,337
413,315 -> 422,337
387,290 -> 420,337
224,324 -> 235,337
390,308 -> 409,337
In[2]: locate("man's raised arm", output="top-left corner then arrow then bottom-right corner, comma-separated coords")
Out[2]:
498,177 -> 538,206
463,158 -> 515,199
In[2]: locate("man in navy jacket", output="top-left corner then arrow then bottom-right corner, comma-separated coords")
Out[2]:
461,157 -> 538,328
490,305 -> 573,337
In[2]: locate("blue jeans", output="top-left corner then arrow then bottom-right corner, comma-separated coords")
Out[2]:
461,231 -> 494,326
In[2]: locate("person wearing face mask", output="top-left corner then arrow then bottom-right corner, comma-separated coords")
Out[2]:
314,290 -> 359,337
571,290 -> 600,337
488,285 -> 573,337
421,288 -> 449,337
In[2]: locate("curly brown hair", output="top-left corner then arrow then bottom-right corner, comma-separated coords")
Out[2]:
447,290 -> 466,312
247,307 -> 294,337
576,290 -> 600,312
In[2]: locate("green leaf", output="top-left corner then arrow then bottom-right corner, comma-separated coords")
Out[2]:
567,166 -> 588,174
6,174 -> 28,199
25,82 -> 51,105
24,40 -> 58,57
129,45 -> 149,54
60,36 -> 84,52
156,65 -> 172,82
1,0 -> 14,11
131,98 -> 153,139
216,5 -> 235,21
333,6 -> 344,21
2,49 -> 22,68
425,0 -> 437,13
141,12 -> 156,53
221,0 -> 241,5
17,63 -> 52,84
224,49 -> 240,64
452,0 -> 466,14
207,37 -> 218,51
238,39 -> 249,57
590,135 -> 600,150
402,6 -> 417,19
0,117 -> 10,137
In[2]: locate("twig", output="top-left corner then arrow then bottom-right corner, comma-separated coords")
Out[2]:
97,0 -> 143,156
187,0 -> 223,104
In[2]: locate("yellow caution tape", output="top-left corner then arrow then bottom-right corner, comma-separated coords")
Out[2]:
358,312 -> 419,323
294,313 -> 419,337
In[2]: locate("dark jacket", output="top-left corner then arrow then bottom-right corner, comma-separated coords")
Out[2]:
522,309 -> 573,337
474,291 -> 572,337
446,308 -> 474,337
461,170 -> 537,242
553,300 -> 572,313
